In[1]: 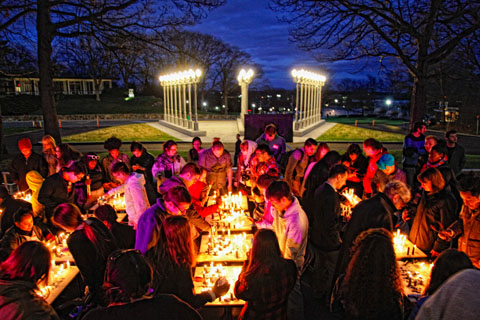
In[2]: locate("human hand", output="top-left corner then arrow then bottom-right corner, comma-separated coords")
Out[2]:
402,210 -> 411,223
438,229 -> 453,241
430,250 -> 440,257
212,277 -> 230,297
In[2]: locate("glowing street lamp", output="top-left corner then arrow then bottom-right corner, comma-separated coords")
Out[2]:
237,68 -> 254,122
291,69 -> 326,129
159,68 -> 202,130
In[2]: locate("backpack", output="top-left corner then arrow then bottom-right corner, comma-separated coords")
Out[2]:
278,148 -> 304,175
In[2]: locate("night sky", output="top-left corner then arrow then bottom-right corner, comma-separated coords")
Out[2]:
189,0 -> 374,89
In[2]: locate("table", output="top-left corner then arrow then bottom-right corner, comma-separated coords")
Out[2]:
37,263 -> 80,304
193,265 -> 244,306
197,233 -> 253,263
399,260 -> 433,298
207,211 -> 253,233
394,232 -> 428,260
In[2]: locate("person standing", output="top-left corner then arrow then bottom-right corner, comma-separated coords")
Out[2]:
198,141 -> 233,195
362,138 -> 388,197
152,140 -> 186,188
284,138 -> 318,198
130,142 -> 156,205
402,122 -> 427,187
101,137 -> 130,191
234,133 -> 242,167
266,181 -> 308,320
308,165 -> 349,304
255,123 -> 286,162
41,135 -> 58,176
335,181 -> 411,282
10,138 -> 48,192
409,168 -> 457,257
103,162 -> 149,229
445,130 -> 466,176
187,137 -> 203,163
440,173 -> 480,268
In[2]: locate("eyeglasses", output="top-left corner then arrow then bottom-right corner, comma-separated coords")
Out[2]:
171,201 -> 189,215
87,155 -> 100,160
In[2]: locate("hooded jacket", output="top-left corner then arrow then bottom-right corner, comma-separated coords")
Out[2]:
25,171 -> 45,220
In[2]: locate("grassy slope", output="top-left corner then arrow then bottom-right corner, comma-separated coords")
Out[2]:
318,123 -> 405,142
63,123 -> 177,142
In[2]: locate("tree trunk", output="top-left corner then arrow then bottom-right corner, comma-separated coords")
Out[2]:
37,0 -> 61,143
223,85 -> 228,115
409,74 -> 427,130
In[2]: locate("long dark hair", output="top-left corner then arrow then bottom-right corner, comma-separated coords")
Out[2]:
240,229 -> 285,282
57,143 -> 82,167
0,241 -> 51,288
160,216 -> 196,268
341,228 -> 405,319
423,249 -> 473,295
53,203 -> 113,260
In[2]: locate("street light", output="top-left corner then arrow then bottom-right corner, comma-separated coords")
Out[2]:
159,68 -> 202,130
237,68 -> 254,122
291,68 -> 326,129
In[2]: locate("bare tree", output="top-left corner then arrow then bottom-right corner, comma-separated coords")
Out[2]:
271,0 -> 480,127
0,0 -> 225,142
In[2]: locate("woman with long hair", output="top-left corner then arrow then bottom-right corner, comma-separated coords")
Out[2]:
147,215 -> 229,308
234,229 -> 297,320
152,140 -> 186,187
41,135 -> 58,176
0,241 -> 58,319
332,228 -> 412,320
55,143 -> 82,171
409,167 -> 458,257
53,203 -> 117,305
83,249 -> 201,319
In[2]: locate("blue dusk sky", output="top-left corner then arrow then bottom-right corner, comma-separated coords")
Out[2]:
189,0 -> 378,89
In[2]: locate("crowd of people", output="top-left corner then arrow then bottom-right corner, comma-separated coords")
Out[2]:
0,121 -> 479,320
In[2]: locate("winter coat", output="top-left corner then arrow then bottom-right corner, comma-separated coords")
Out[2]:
198,148 -> 232,191
447,144 -> 466,175
335,192 -> 397,278
152,153 -> 186,181
135,198 -> 170,255
409,189 -> 457,253
0,225 -> 44,253
450,205 -> 480,265
38,173 -> 75,222
0,279 -> 59,320
10,152 -> 48,191
131,149 -> 156,204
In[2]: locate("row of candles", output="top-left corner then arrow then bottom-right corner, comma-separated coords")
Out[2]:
198,262 -> 242,303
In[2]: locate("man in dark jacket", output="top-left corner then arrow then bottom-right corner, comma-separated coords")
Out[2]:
445,130 -> 466,176
308,165 -> 349,304
334,181 -> 411,283
38,162 -> 85,228
402,122 -> 426,187
0,187 -> 32,236
10,138 -> 48,191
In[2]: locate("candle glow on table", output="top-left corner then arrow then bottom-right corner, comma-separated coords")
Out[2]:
195,264 -> 243,304
340,189 -> 361,221
13,191 -> 32,203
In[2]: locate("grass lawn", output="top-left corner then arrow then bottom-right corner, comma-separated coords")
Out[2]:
325,117 -> 406,126
63,123 -> 178,142
318,123 -> 405,142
